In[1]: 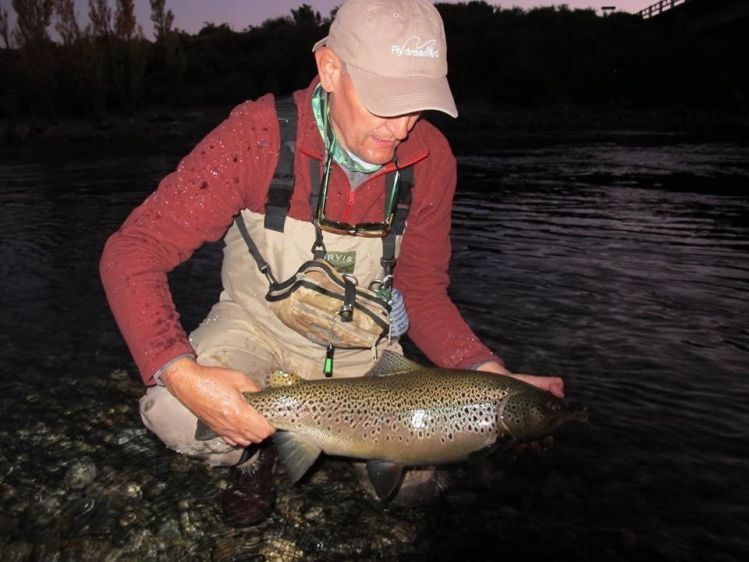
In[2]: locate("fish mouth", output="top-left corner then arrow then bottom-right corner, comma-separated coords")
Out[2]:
549,401 -> 589,432
565,402 -> 589,423
541,402 -> 589,441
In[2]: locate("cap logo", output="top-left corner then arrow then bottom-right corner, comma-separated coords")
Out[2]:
391,36 -> 440,59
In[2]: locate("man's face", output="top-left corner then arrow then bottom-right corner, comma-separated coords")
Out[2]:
329,70 -> 420,166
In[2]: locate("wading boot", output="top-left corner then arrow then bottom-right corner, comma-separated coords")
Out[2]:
221,445 -> 277,527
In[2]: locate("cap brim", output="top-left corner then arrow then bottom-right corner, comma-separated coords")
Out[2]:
312,36 -> 328,52
346,63 -> 458,119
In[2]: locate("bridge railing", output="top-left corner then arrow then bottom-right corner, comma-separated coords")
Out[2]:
638,0 -> 690,19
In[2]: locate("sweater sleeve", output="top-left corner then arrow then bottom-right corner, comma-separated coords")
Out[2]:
393,124 -> 502,370
99,98 -> 279,384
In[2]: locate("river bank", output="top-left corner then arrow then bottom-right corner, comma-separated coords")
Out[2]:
2,102 -> 747,151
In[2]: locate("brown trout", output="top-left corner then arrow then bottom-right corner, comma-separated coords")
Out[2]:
196,351 -> 587,499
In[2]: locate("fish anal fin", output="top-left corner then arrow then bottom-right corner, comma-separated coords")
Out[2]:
366,460 -> 405,500
273,431 -> 322,483
365,351 -> 423,378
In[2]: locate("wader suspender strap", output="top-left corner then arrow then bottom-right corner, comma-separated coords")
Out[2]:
264,96 -> 297,232
237,97 -> 414,284
382,166 -> 413,284
235,213 -> 279,286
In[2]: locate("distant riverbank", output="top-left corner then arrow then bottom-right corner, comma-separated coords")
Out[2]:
2,102 -> 747,151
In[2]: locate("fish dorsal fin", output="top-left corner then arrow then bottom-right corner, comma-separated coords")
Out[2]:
365,351 -> 423,378
273,431 -> 322,483
366,460 -> 405,500
267,370 -> 304,387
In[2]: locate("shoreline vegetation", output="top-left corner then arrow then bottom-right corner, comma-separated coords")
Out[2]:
2,103 -> 746,151
1,1 -> 747,148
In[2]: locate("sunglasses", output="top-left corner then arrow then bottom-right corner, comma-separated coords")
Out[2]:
314,152 -> 401,238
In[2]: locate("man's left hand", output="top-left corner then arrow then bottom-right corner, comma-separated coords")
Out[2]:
477,361 -> 565,399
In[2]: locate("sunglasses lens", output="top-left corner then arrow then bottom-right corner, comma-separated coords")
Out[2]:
317,219 -> 391,237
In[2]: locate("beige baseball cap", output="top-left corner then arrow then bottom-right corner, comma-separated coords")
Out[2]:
312,0 -> 458,118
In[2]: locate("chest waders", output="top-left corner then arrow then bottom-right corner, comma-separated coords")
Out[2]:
234,97 -> 414,376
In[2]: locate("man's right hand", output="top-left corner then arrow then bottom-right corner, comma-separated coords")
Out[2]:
161,357 -> 274,447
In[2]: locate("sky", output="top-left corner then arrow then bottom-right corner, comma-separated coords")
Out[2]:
1,0 -> 652,41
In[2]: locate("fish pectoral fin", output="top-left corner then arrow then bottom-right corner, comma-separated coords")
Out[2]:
272,431 -> 322,483
366,460 -> 405,500
194,419 -> 219,441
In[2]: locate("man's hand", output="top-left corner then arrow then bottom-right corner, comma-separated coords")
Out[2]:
161,357 -> 274,447
477,360 -> 565,399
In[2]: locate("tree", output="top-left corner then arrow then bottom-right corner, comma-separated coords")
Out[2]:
11,0 -> 54,48
0,7 -> 11,49
150,0 -> 174,42
113,0 -> 146,113
149,0 -> 184,102
88,0 -> 112,39
291,4 -> 321,26
54,0 -> 81,45
10,0 -> 56,112
115,0 -> 137,41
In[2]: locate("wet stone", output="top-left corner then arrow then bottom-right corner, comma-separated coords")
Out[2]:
0,453 -> 10,483
119,510 -> 138,527
109,369 -> 130,381
169,454 -> 193,473
1,542 -> 33,562
303,505 -> 323,520
63,457 -> 98,490
123,482 -> 143,501
0,485 -> 16,505
157,517 -> 182,541
211,535 -> 263,562
0,511 -> 17,534
260,535 -> 305,562
145,480 -> 168,499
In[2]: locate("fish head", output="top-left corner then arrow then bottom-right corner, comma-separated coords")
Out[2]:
500,389 -> 588,443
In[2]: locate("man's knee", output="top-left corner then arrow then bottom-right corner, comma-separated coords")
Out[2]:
188,302 -> 278,385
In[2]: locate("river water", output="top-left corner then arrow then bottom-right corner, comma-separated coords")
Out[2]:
0,129 -> 747,561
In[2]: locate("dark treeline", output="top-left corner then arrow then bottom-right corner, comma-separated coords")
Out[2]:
0,0 -> 746,119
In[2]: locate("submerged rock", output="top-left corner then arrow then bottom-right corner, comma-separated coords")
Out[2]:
63,458 -> 98,490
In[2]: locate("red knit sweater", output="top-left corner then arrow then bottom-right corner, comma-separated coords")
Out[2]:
100,81 -> 499,385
